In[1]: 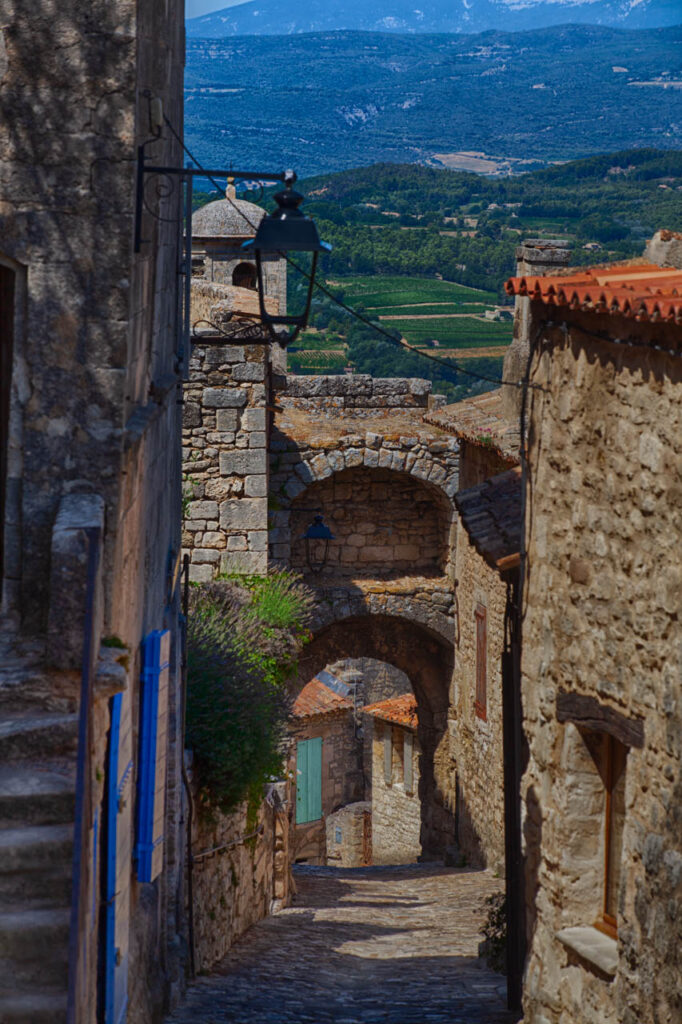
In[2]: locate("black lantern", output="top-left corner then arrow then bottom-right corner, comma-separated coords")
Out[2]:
242,172 -> 331,348
301,514 -> 335,574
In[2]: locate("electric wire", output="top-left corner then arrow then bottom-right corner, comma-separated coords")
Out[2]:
162,117 -> 543,391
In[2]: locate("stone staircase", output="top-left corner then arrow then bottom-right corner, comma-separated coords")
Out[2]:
0,636 -> 78,1024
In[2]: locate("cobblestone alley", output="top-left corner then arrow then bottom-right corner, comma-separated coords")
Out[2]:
166,864 -> 517,1024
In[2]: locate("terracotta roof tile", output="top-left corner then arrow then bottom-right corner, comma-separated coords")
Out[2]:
454,466 -> 523,573
424,389 -> 520,461
363,693 -> 418,729
506,261 -> 682,325
293,673 -> 353,719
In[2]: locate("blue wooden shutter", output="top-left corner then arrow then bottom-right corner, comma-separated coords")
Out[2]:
296,738 -> 322,824
136,630 -> 170,882
104,693 -> 131,1024
404,732 -> 414,795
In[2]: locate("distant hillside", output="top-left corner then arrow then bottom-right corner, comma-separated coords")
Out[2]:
185,25 -> 682,178
187,0 -> 682,37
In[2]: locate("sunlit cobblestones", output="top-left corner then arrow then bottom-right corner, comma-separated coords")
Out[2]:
166,864 -> 517,1024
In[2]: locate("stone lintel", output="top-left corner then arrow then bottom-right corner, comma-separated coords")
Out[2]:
556,690 -> 644,748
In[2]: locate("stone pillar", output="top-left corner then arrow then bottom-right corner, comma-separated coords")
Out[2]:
502,239 -> 572,422
182,338 -> 270,580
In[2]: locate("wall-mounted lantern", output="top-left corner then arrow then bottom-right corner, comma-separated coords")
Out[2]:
301,513 -> 334,574
242,173 -> 332,348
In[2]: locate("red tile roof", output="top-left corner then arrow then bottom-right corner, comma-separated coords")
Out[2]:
454,466 -> 523,574
506,262 -> 682,324
293,676 -> 353,719
363,693 -> 418,730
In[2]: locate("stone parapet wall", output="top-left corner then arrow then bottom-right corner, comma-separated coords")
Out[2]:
280,374 -> 443,413
191,791 -> 290,971
182,341 -> 270,579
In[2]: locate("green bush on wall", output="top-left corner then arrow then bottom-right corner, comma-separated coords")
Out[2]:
186,572 -> 314,814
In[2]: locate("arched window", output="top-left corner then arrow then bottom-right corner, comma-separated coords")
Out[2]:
232,261 -> 257,291
0,264 -> 15,597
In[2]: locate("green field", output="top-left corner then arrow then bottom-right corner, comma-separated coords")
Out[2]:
335,275 -> 498,309
390,317 -> 512,348
371,302 -> 487,316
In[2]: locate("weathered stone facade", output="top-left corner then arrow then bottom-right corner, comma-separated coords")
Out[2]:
325,801 -> 372,867
182,340 -> 271,578
517,304 -> 682,1023
0,2 -> 187,1022
369,717 -> 422,866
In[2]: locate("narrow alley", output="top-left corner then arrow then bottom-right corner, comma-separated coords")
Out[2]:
166,864 -> 515,1024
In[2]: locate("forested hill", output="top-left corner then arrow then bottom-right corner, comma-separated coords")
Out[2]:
185,25 -> 682,177
289,149 -> 682,292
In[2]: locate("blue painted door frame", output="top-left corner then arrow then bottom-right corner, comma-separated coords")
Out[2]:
104,693 -> 128,1024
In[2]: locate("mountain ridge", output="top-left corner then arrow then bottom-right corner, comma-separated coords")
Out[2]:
186,0 -> 682,37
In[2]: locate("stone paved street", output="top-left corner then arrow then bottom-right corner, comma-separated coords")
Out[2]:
166,864 -> 518,1024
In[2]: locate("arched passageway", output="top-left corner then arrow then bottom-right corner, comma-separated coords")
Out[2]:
296,613 -> 455,860
231,260 -> 257,290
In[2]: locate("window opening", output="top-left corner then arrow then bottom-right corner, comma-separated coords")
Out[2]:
599,734 -> 627,937
232,261 -> 257,291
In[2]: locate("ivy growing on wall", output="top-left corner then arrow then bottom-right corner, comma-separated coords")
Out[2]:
186,572 -> 314,814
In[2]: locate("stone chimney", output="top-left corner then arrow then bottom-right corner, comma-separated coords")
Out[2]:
502,238 -> 572,422
643,229 -> 682,269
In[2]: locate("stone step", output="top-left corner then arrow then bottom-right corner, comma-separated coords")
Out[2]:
0,989 -> 67,1024
0,861 -> 73,908
0,824 -> 73,876
0,908 -> 70,989
0,763 -> 75,827
0,712 -> 79,761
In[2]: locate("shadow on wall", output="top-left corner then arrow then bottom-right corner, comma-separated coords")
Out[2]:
297,607 -> 457,861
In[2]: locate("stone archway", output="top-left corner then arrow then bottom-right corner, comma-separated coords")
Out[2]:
298,612 -> 455,859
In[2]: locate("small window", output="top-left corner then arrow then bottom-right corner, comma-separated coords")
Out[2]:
475,603 -> 487,720
404,732 -> 414,795
383,729 -> 392,786
599,734 -> 627,937
232,261 -> 257,290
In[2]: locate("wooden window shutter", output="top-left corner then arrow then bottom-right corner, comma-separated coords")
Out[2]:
404,732 -> 414,795
136,630 -> 170,882
296,738 -> 322,824
475,603 -> 487,721
384,729 -> 393,786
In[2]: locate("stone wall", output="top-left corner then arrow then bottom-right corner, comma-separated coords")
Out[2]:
520,312 -> 682,1024
182,339 -> 271,579
450,508 -> 507,874
191,791 -> 290,971
289,710 -> 364,864
371,720 -> 422,865
289,466 -> 450,576
279,374 -> 444,413
325,802 -> 372,867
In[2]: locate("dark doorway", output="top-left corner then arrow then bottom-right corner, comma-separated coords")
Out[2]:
0,265 -> 14,597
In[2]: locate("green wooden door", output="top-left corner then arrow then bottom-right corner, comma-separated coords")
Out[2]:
296,737 -> 322,824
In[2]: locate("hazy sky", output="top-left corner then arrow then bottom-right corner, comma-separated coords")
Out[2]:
186,0 -> 245,17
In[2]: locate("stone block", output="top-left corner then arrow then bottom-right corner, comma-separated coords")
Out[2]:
344,448 -> 363,468
203,387 -> 247,408
232,362 -> 265,382
327,450 -> 345,472
248,432 -> 267,448
193,549 -> 220,564
242,407 -> 266,431
363,448 -> 379,468
244,475 -> 267,497
188,500 -> 218,519
295,461 -> 315,485
202,531 -> 226,548
285,476 -> 306,499
226,535 -> 247,551
183,402 -> 201,428
220,498 -> 267,531
189,563 -> 214,583
216,409 -> 239,431
220,450 -> 267,476
220,550 -> 268,575
248,531 -> 268,552
310,454 -> 332,479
